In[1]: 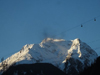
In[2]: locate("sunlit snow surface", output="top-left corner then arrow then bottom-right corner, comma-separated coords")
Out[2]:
0,38 -> 98,72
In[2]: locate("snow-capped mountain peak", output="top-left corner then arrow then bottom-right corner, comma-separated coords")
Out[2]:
68,38 -> 81,57
0,38 -> 98,75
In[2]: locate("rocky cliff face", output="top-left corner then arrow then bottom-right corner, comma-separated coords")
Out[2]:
0,38 -> 98,75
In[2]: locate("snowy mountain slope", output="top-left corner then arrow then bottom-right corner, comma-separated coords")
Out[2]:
0,38 -> 98,75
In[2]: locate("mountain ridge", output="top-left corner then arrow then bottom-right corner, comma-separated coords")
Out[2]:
0,38 -> 98,75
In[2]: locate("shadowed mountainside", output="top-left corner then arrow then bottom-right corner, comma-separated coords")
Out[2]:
2,63 -> 67,75
2,56 -> 100,75
79,56 -> 100,75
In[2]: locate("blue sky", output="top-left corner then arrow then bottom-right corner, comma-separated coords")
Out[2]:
0,0 -> 100,59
